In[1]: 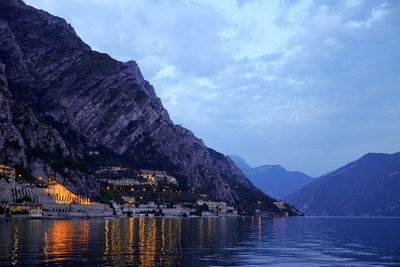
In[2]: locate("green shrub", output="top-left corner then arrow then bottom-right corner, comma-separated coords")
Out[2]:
16,196 -> 33,203
11,209 -> 30,215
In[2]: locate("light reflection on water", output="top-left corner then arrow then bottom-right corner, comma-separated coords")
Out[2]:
0,217 -> 399,266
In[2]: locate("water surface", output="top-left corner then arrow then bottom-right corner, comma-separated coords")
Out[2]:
0,216 -> 399,266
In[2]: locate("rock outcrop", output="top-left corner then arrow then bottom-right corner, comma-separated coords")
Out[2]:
0,0 -> 300,214
0,54 -> 98,196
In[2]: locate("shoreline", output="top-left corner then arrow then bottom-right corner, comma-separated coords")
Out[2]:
0,214 -> 243,220
3,214 -> 399,221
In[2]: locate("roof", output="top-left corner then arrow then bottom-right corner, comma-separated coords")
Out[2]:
0,164 -> 14,170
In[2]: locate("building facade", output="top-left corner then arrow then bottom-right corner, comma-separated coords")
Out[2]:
0,165 -> 16,182
9,202 -> 42,216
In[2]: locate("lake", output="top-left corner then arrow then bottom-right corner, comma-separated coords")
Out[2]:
0,216 -> 399,266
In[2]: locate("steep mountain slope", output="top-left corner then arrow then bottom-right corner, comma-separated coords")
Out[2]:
0,0 -> 299,214
286,152 -> 400,216
0,49 -> 98,196
228,155 -> 252,170
229,155 -> 313,199
244,165 -> 313,200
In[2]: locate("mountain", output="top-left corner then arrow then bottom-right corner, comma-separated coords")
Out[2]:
229,155 -> 313,199
286,152 -> 400,216
0,0 -> 300,215
228,155 -> 251,170
244,165 -> 314,200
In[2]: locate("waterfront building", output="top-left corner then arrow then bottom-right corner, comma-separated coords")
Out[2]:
9,202 -> 42,216
197,200 -> 237,216
0,179 -> 113,218
120,202 -> 189,216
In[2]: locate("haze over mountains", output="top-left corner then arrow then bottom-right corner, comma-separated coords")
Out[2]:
286,152 -> 400,216
229,155 -> 314,199
228,155 -> 252,171
231,153 -> 400,217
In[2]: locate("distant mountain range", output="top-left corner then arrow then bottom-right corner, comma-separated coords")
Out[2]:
228,155 -> 252,170
286,152 -> 400,216
229,155 -> 314,200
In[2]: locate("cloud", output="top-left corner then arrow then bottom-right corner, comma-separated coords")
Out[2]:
154,65 -> 177,80
25,0 -> 400,176
347,2 -> 389,28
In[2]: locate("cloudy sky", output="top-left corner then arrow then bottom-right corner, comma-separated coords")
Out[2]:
25,0 -> 400,176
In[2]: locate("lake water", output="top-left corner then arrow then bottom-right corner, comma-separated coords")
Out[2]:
0,216 -> 399,266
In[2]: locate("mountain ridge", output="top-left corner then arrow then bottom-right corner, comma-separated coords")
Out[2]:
286,152 -> 400,216
229,155 -> 314,199
228,154 -> 252,170
0,0 -> 300,215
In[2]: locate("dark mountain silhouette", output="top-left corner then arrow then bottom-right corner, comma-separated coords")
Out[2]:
286,152 -> 400,216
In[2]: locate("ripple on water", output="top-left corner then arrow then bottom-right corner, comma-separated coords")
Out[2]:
0,217 -> 399,266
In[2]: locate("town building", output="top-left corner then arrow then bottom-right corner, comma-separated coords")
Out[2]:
121,196 -> 136,205
197,200 -> 237,216
0,164 -> 16,182
96,166 -> 128,174
9,202 -> 42,217
120,202 -> 190,217
0,179 -> 113,218
100,178 -> 140,186
273,202 -> 285,209
140,170 -> 178,185
167,176 -> 178,185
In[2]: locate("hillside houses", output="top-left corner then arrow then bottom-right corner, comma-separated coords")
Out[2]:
99,168 -> 178,186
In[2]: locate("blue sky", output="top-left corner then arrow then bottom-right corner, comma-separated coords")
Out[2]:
25,0 -> 400,176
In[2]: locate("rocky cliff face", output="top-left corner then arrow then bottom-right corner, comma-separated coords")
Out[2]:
0,53 -> 98,196
0,0 -> 298,214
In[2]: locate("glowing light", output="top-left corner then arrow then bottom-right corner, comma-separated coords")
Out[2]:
45,184 -> 94,205
44,220 -> 74,262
